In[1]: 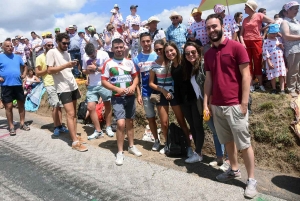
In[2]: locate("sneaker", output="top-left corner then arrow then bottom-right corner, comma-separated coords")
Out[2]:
77,136 -> 87,144
115,152 -> 124,166
185,153 -> 203,163
106,126 -> 115,137
87,130 -> 104,140
128,145 -> 142,157
259,85 -> 266,92
187,147 -> 194,158
53,127 -> 60,137
280,90 -> 285,95
72,142 -> 88,152
159,144 -> 168,155
244,178 -> 258,198
209,159 -> 223,167
59,126 -> 69,133
152,139 -> 160,151
216,169 -> 241,182
219,161 -> 231,172
271,89 -> 277,94
250,86 -> 255,93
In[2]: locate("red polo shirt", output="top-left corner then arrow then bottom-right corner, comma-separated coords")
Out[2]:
204,38 -> 249,106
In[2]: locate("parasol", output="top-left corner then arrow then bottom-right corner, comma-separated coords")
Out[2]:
199,0 -> 247,14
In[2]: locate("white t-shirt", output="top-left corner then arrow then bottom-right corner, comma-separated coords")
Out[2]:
126,14 -> 141,29
190,20 -> 209,46
150,29 -> 166,49
46,48 -> 78,93
82,50 -> 109,86
89,34 -> 100,50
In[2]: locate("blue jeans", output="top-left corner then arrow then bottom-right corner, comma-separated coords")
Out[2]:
206,117 -> 225,158
69,50 -> 81,78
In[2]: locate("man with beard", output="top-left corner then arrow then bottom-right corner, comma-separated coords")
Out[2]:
35,39 -> 69,137
0,41 -> 30,136
101,38 -> 141,166
47,33 -> 87,152
133,32 -> 160,151
203,14 -> 257,199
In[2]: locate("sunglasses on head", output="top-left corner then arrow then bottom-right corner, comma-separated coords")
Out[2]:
154,48 -> 163,52
171,16 -> 179,20
47,44 -> 54,47
185,50 -> 197,56
61,42 -> 70,45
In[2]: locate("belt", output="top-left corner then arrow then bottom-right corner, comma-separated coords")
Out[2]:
68,49 -> 80,52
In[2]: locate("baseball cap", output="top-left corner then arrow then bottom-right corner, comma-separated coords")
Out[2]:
284,1 -> 300,11
54,28 -> 60,32
46,32 -> 52,35
214,4 -> 225,14
78,30 -> 85,33
88,26 -> 96,32
41,33 -> 46,37
191,7 -> 202,15
114,4 -> 119,8
268,24 -> 280,34
130,5 -> 138,9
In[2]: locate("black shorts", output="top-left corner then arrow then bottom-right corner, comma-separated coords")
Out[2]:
58,89 -> 81,105
1,85 -> 25,103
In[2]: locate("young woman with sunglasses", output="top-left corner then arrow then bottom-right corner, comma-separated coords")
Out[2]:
148,40 -> 193,156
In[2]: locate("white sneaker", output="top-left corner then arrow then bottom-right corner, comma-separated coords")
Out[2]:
87,130 -> 103,140
187,147 -> 194,158
185,153 -> 203,163
259,85 -> 266,92
115,152 -> 124,166
128,145 -> 142,157
152,139 -> 160,151
250,86 -> 255,93
244,178 -> 258,198
106,126 -> 115,137
159,145 -> 168,155
219,161 -> 231,172
209,159 -> 223,167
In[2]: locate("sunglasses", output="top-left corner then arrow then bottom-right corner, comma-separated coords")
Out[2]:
154,48 -> 163,52
171,17 -> 179,20
47,44 -> 54,47
185,50 -> 197,56
61,42 -> 70,45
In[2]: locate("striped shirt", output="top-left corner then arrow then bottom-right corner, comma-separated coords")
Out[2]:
151,62 -> 174,94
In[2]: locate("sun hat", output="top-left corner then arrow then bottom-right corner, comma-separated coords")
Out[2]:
169,11 -> 180,19
191,7 -> 202,15
245,0 -> 258,11
214,4 -> 226,14
46,32 -> 52,35
41,33 -> 46,37
147,16 -> 160,24
268,24 -> 280,34
130,5 -> 138,9
284,1 -> 300,11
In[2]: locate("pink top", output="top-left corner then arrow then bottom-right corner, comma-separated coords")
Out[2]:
242,13 -> 264,40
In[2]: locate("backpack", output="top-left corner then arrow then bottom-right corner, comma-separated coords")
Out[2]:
77,101 -> 88,120
96,102 -> 105,122
165,123 -> 187,157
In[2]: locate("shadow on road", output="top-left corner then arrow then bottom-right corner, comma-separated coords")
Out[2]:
271,175 -> 300,195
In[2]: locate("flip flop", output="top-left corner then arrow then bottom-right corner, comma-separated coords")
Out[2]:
20,124 -> 30,131
9,128 -> 16,136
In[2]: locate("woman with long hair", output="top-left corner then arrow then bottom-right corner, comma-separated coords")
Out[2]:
149,40 -> 193,157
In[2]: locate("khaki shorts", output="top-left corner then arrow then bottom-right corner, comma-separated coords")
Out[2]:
45,86 -> 63,107
211,104 -> 251,150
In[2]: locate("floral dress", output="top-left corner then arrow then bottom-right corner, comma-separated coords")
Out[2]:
262,37 -> 286,80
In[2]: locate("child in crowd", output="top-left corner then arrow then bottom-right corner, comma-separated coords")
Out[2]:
262,24 -> 286,94
23,68 -> 40,95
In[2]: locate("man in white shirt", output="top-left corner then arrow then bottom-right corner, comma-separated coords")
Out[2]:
82,43 -> 115,139
147,16 -> 166,48
190,8 -> 209,47
125,5 -> 141,31
13,38 -> 26,64
47,33 -> 87,152
30,31 -> 43,67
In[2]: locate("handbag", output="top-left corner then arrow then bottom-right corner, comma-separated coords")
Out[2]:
150,62 -> 171,104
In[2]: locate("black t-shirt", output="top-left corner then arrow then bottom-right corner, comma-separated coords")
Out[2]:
171,64 -> 196,104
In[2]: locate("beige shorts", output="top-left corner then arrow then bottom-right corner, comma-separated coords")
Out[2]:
211,104 -> 251,150
45,86 -> 63,108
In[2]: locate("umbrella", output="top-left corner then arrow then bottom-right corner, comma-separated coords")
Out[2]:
199,0 -> 247,14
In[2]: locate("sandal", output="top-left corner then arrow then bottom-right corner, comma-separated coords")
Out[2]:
20,124 -> 30,131
9,128 -> 16,136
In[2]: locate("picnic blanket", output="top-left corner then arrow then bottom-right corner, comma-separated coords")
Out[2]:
25,82 -> 46,112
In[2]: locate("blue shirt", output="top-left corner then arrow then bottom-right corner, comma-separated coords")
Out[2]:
0,53 -> 24,86
133,52 -> 157,97
68,33 -> 81,51
166,23 -> 187,53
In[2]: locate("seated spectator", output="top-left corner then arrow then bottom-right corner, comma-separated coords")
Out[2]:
23,68 -> 40,95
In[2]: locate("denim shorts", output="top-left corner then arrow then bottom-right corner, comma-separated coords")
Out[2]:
111,95 -> 135,120
142,96 -> 156,118
86,85 -> 112,103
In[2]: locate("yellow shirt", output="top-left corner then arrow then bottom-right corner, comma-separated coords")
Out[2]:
36,53 -> 54,86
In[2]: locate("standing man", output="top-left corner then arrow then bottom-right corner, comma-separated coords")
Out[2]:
147,16 -> 166,48
13,38 -> 26,64
30,31 -> 43,67
214,4 -> 239,40
0,41 -> 30,135
47,33 -> 87,152
82,43 -> 115,139
101,38 -> 141,166
166,11 -> 187,53
68,25 -> 81,78
203,14 -> 256,198
35,38 -> 69,137
133,32 -> 160,151
125,5 -> 141,31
